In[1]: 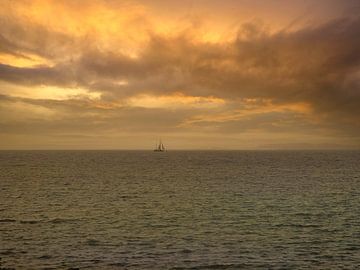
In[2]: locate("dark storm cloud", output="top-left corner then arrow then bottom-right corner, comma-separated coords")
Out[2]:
53,17 -> 360,132
0,13 -> 78,59
0,93 -> 194,134
0,63 -> 73,86
0,34 -> 25,57
7,16 -> 358,106
0,7 -> 359,145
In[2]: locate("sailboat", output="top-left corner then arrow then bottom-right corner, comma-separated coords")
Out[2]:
154,139 -> 166,152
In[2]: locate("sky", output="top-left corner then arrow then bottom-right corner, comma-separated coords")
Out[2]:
0,0 -> 359,150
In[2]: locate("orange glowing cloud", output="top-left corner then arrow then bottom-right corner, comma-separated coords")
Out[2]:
0,0 -> 359,149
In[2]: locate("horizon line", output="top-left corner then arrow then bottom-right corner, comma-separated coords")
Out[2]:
0,148 -> 359,151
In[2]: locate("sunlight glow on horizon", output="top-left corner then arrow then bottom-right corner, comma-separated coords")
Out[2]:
0,0 -> 359,149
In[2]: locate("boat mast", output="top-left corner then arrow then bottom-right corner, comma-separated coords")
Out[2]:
160,138 -> 165,151
154,138 -> 165,151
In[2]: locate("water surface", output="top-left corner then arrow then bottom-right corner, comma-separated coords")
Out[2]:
0,151 -> 359,269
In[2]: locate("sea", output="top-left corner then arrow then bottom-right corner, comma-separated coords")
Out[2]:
0,150 -> 359,269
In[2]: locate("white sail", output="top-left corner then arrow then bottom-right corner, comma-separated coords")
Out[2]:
154,139 -> 165,151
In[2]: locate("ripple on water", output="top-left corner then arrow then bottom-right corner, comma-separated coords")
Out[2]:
19,220 -> 42,224
0,219 -> 16,223
48,217 -> 82,224
85,239 -> 100,246
0,150 -> 359,269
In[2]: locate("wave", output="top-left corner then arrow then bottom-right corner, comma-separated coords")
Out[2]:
86,239 -> 100,246
48,218 -> 81,224
0,249 -> 15,255
171,264 -> 248,269
274,223 -> 321,228
107,262 -> 127,267
20,220 -> 42,224
38,254 -> 52,260
0,218 -> 16,223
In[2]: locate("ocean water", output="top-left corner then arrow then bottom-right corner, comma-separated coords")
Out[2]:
0,150 -> 359,269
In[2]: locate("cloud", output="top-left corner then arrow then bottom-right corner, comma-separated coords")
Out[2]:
0,0 -> 359,148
